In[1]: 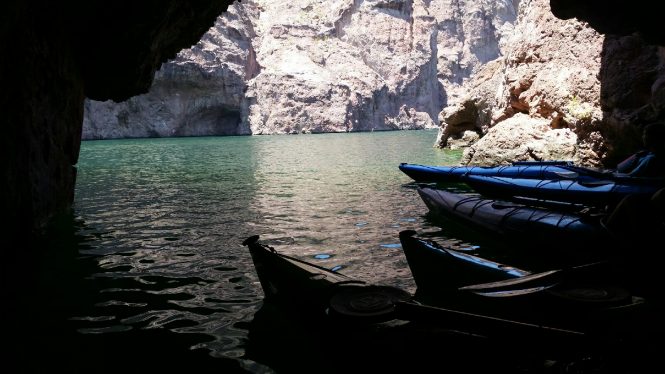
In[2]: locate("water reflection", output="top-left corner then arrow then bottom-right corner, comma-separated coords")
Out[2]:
73,137 -> 265,363
8,213 -> 249,373
245,132 -> 461,288
38,130 -> 463,371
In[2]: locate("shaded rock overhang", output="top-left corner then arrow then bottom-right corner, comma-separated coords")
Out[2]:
550,0 -> 665,46
76,1 -> 237,101
0,0 -> 235,245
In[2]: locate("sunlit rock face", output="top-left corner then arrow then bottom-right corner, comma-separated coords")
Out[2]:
438,0 -> 665,167
84,0 -> 519,136
440,0 -> 605,165
1,0 -> 234,237
243,0 -> 518,134
461,113 -> 577,165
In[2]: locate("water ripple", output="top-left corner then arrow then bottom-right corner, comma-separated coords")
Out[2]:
68,131 -> 462,371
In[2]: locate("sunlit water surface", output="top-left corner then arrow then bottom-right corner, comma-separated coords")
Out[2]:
65,130 -> 464,371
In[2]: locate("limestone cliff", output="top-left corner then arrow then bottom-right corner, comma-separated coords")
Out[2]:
82,0 -> 665,169
84,0 -> 519,137
439,0 -> 665,167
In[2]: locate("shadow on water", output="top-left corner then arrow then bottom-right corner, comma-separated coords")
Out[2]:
4,213 -> 526,374
241,300 -> 562,374
237,242 -> 663,374
4,214 -> 249,373
4,190 -> 663,372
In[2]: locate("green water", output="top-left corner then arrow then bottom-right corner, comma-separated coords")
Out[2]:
65,129 -> 464,371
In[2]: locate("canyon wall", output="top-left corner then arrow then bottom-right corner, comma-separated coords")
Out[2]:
83,0 -> 519,137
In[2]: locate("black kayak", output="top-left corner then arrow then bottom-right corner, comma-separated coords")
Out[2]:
397,229 -> 531,293
243,235 -> 650,337
244,235 -> 566,327
243,234 -> 410,323
416,186 -> 609,256
398,230 -> 646,334
242,236 -> 593,341
242,235 -> 659,370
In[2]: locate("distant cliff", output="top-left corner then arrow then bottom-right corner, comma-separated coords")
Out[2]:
83,0 -> 519,138
83,0 -> 665,169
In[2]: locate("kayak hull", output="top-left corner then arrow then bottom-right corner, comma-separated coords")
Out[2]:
416,186 -> 609,261
398,231 -> 644,333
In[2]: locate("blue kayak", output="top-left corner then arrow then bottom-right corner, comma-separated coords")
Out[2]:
399,161 -> 578,183
399,161 -> 665,186
462,175 -> 663,206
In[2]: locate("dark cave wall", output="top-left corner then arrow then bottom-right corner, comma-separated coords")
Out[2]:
550,0 -> 665,46
2,3 -> 84,243
550,0 -> 665,165
0,1 -> 235,240
598,36 -> 663,166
